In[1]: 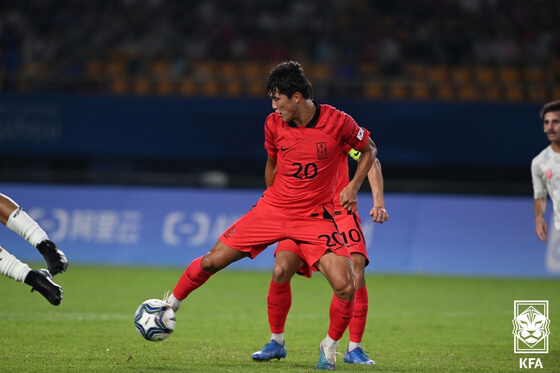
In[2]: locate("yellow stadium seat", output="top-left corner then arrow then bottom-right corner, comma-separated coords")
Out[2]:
248,80 -> 264,97
504,85 -> 524,101
106,60 -> 126,77
527,86 -> 546,102
457,85 -> 477,101
132,78 -> 151,95
150,60 -> 171,78
523,67 -> 545,83
474,66 -> 497,84
480,86 -> 501,101
201,79 -> 219,96
179,79 -> 197,95
449,67 -> 472,83
224,80 -> 243,96
410,83 -> 431,100
436,84 -> 455,100
499,68 -> 520,84
388,82 -> 407,99
110,79 -> 129,94
155,80 -> 174,95
426,66 -> 447,83
363,81 -> 384,99
85,60 -> 104,78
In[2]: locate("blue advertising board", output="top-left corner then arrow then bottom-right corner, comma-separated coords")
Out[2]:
0,94 -> 546,169
0,183 -> 556,278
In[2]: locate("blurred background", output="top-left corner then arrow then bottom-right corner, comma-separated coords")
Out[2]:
1,0 -> 558,193
1,0 -> 559,276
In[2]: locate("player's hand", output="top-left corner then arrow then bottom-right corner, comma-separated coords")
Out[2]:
535,217 -> 548,243
370,206 -> 389,223
339,186 -> 358,212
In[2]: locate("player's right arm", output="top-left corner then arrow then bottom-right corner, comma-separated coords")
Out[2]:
531,157 -> 548,242
534,197 -> 548,242
265,156 -> 277,188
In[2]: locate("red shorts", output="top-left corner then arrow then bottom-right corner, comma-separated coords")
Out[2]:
275,209 -> 368,277
219,199 -> 351,271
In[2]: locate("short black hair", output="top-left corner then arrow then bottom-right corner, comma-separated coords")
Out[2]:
266,61 -> 313,99
540,100 -> 560,119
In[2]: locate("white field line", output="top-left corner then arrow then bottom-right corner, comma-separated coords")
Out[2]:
0,309 -> 512,322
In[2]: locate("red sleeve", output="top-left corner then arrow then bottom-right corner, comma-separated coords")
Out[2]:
340,113 -> 370,151
264,113 -> 278,159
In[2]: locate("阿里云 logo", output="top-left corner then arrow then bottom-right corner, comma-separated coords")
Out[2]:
512,300 -> 550,354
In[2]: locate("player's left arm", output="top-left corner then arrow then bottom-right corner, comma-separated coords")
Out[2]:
367,158 -> 389,223
339,137 -> 376,212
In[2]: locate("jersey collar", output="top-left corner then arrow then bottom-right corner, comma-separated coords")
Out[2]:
288,100 -> 320,128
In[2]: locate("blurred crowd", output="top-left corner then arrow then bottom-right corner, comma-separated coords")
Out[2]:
0,0 -> 559,100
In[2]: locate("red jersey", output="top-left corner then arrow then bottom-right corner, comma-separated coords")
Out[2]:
333,146 -> 353,209
263,103 -> 370,216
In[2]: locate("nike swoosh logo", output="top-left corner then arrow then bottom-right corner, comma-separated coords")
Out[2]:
281,147 -> 291,151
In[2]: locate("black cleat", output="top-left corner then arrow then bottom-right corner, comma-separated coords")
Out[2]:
37,240 -> 68,276
24,269 -> 63,306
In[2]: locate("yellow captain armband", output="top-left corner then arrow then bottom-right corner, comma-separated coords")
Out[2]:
348,149 -> 361,161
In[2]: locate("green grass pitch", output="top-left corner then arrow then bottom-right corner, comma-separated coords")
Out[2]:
1,264 -> 559,372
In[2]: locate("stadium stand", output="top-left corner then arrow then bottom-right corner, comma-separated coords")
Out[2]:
0,0 -> 558,101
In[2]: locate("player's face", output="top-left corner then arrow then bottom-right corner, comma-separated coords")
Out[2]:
269,89 -> 297,122
543,111 -> 560,144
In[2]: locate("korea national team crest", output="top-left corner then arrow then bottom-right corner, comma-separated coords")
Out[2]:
512,300 -> 550,354
316,142 -> 327,159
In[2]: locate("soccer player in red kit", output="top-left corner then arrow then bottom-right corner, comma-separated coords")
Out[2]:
252,150 -> 389,365
164,61 -> 377,370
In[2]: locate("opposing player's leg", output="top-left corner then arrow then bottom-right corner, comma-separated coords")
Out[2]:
314,251 -> 356,370
344,252 -> 375,365
165,240 -> 248,312
25,269 -> 63,306
0,246 -> 31,282
1,194 -> 68,275
0,247 -> 62,305
252,249 -> 303,361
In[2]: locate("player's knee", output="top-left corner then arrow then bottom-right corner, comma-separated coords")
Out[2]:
353,269 -> 366,289
200,255 -> 219,273
334,279 -> 356,301
271,262 -> 297,282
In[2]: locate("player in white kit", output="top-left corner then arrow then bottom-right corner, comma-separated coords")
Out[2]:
0,193 -> 68,305
531,100 -> 560,243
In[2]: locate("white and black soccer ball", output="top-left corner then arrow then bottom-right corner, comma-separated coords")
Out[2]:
134,299 -> 176,341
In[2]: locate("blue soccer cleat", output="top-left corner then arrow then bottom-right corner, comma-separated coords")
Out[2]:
344,347 -> 376,365
315,342 -> 336,370
252,340 -> 287,361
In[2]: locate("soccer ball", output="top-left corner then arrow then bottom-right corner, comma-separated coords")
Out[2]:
134,299 -> 176,341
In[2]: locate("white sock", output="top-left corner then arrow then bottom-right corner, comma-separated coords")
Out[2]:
321,335 -> 338,364
6,207 -> 48,248
323,335 -> 338,350
165,292 -> 182,312
0,247 -> 31,282
348,341 -> 362,351
271,333 -> 284,345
